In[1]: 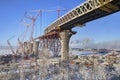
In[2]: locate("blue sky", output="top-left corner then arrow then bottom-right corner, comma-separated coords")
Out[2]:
0,0 -> 120,46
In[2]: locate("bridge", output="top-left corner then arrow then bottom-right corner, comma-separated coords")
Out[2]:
32,0 -> 120,61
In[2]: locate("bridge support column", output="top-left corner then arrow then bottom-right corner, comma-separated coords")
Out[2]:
59,30 -> 76,61
33,41 -> 39,58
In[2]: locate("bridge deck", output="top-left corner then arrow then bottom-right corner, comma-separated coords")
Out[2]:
45,0 -> 120,33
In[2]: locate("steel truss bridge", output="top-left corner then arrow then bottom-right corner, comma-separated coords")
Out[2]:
35,0 -> 120,57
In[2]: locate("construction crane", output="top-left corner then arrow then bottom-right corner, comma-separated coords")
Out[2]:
20,18 -> 31,42
32,0 -> 67,18
31,8 -> 67,19
17,38 -> 24,53
7,36 -> 16,63
56,8 -> 67,18
30,8 -> 67,37
16,18 -> 30,54
24,12 -> 40,42
7,35 -> 16,55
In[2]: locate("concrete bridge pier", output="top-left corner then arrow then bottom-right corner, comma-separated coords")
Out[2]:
59,30 -> 76,61
33,41 -> 39,58
27,42 -> 33,54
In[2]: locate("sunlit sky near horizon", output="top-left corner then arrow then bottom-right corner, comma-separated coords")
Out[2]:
0,0 -> 120,46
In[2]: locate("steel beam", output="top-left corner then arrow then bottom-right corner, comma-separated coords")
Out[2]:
45,0 -> 120,33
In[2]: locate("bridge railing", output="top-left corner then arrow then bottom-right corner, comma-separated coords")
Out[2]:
45,0 -> 113,33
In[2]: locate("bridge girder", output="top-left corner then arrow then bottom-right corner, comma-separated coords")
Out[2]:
45,0 -> 120,33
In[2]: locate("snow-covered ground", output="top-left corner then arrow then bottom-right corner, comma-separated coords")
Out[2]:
0,49 -> 120,80
0,47 -> 17,55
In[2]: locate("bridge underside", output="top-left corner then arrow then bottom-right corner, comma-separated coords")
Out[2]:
61,0 -> 120,30
45,0 -> 120,33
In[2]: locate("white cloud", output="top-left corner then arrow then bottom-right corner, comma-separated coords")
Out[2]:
70,38 -> 120,49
